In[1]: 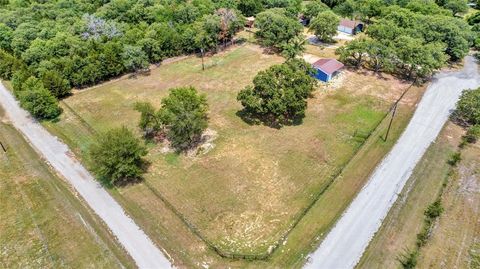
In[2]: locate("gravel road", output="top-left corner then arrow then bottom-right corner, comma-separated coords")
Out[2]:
0,82 -> 172,269
304,56 -> 480,269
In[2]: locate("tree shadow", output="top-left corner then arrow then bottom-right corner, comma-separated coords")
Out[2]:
236,109 -> 304,129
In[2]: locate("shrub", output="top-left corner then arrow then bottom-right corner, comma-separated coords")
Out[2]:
89,126 -> 147,186
447,152 -> 462,166
463,125 -> 480,144
399,249 -> 418,269
424,199 -> 443,219
454,88 -> 480,126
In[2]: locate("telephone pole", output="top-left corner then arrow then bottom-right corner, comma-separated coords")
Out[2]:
384,78 -> 417,141
0,141 -> 6,152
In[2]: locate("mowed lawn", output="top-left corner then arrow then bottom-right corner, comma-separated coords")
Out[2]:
43,43 -> 422,261
0,109 -> 133,268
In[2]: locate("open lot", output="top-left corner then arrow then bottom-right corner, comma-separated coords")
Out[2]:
0,108 -> 134,268
358,122 -> 480,269
42,43 -> 425,267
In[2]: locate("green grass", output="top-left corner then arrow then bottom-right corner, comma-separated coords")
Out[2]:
0,116 -> 134,268
41,44 -> 425,267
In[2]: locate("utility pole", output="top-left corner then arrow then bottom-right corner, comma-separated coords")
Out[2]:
384,78 -> 417,142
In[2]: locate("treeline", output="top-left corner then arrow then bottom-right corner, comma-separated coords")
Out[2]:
0,0 -> 272,119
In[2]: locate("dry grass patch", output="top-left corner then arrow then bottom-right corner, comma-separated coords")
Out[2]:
0,115 -> 133,268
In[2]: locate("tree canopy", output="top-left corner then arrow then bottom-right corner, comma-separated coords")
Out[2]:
454,88 -> 480,126
135,87 -> 209,150
255,8 -> 304,52
89,126 -> 147,186
237,59 -> 317,126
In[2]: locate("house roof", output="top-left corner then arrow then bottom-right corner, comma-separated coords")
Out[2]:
312,58 -> 344,75
339,19 -> 362,29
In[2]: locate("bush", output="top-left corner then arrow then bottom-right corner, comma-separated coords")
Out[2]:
447,152 -> 462,166
237,59 -> 317,126
399,249 -> 418,269
424,199 -> 443,219
463,124 -> 480,144
89,126 -> 147,186
454,88 -> 480,126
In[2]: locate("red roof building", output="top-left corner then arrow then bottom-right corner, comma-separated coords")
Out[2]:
312,58 -> 344,82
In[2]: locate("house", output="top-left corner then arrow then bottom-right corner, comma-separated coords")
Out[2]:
312,58 -> 344,82
337,19 -> 364,35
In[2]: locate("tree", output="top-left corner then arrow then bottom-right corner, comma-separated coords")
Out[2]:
255,9 -> 303,52
336,38 -> 369,67
237,59 -> 316,126
0,23 -> 13,51
454,88 -> 480,125
309,10 -> 340,42
281,35 -> 306,60
41,70 -> 71,98
194,14 -> 222,53
216,8 -> 244,47
16,77 -> 62,120
303,1 -> 329,23
121,45 -> 149,72
134,101 -> 163,138
444,0 -> 468,15
238,0 -> 263,16
395,36 -> 447,79
89,126 -> 147,186
159,87 -> 209,149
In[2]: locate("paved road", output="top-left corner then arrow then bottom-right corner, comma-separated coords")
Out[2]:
0,82 -> 172,269
305,56 -> 480,269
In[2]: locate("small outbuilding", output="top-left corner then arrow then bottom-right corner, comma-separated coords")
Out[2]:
337,19 -> 364,35
312,58 -> 344,82
245,17 -> 255,28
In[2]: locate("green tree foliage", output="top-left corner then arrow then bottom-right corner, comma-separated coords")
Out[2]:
89,126 -> 147,186
303,1 -> 329,23
237,59 -> 316,126
281,35 -> 306,60
238,0 -> 263,16
134,101 -> 163,138
15,76 -> 62,120
0,49 -> 24,79
309,10 -> 340,42
0,23 -> 13,51
454,88 -> 480,125
122,45 -> 149,72
134,87 -> 209,150
41,70 -> 71,98
338,4 -> 471,79
159,87 -> 209,149
255,8 -> 303,52
463,124 -> 480,144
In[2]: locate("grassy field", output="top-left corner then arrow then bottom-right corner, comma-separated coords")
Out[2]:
358,122 -> 480,269
417,138 -> 480,268
42,43 -> 425,267
0,108 -> 134,268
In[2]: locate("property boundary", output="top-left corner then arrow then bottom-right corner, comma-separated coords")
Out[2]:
60,61 -> 418,260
